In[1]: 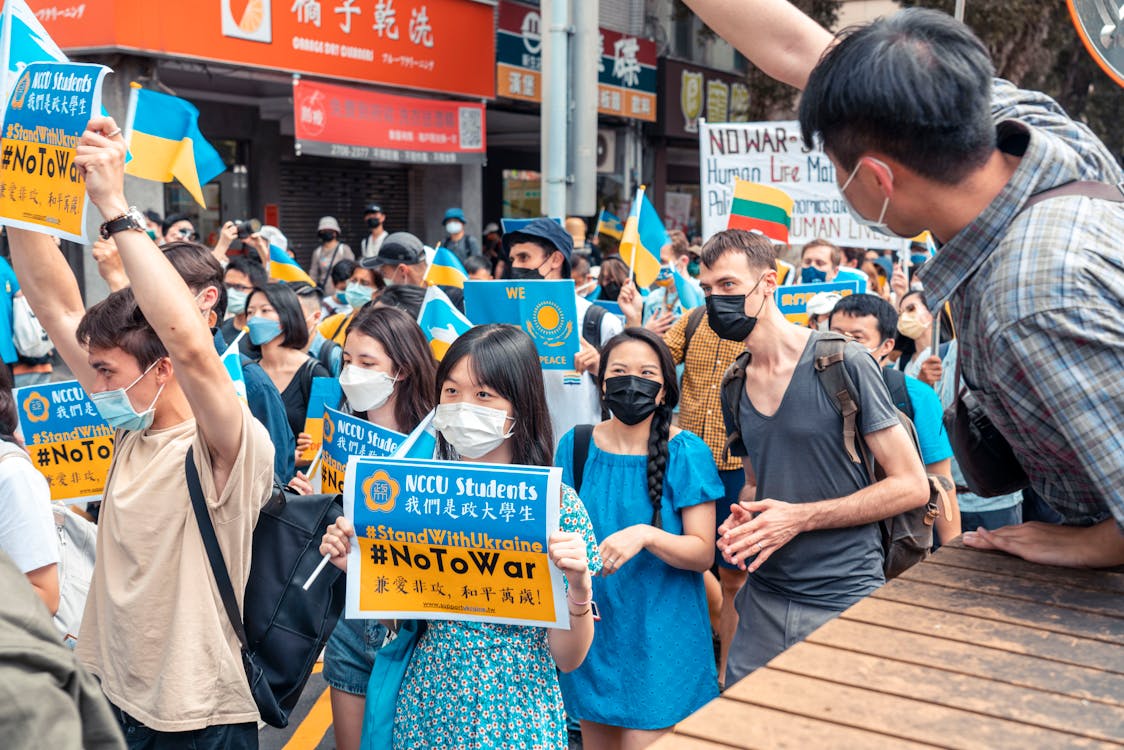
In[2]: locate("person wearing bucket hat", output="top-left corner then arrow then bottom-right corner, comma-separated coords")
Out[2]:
309,216 -> 354,288
504,218 -> 623,447
439,207 -> 481,264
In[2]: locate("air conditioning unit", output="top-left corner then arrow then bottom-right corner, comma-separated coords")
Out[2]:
596,129 -> 616,174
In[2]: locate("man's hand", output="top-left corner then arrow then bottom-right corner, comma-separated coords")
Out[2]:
618,280 -> 643,327
645,309 -> 676,335
91,237 -> 129,292
214,221 -> 238,257
891,266 -> 908,306
574,338 -> 601,376
75,116 -> 128,218
717,499 -> 810,572
962,519 -> 1124,568
918,355 -> 943,387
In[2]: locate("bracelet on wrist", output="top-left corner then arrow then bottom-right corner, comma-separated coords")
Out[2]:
567,591 -> 593,607
568,606 -> 591,618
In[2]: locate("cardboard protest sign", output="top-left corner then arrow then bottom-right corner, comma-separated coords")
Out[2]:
698,119 -> 906,251
345,457 -> 567,628
299,377 -> 342,465
464,280 -> 579,370
0,62 -> 109,242
775,280 -> 863,326
14,380 -> 113,504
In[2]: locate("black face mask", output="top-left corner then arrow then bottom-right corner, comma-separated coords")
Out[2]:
367,217 -> 382,229
318,231 -> 336,243
599,282 -> 621,301
706,276 -> 768,342
506,265 -> 543,281
603,375 -> 662,426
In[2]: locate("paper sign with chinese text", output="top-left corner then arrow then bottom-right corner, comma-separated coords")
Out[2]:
14,380 -> 114,504
464,279 -> 579,370
0,62 -> 108,241
345,456 -> 566,628
322,405 -> 423,494
775,280 -> 863,326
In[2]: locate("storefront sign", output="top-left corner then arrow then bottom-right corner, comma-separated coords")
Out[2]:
294,77 -> 486,164
36,0 -> 495,99
344,456 -> 567,627
496,0 -> 656,121
660,58 -> 750,139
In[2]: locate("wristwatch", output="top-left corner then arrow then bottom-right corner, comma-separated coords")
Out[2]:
99,207 -> 147,240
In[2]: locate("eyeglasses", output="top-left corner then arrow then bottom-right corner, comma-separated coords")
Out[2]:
226,283 -> 254,293
176,228 -> 199,241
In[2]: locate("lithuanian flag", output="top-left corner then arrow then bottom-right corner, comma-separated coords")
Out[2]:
424,245 -> 468,288
727,179 -> 794,243
618,186 -> 668,288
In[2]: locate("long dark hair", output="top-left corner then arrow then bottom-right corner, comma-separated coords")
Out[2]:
346,305 -> 436,431
0,365 -> 20,446
434,324 -> 553,467
596,328 -> 680,528
247,282 -> 309,350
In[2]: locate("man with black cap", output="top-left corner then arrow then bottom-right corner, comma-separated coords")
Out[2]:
360,204 -> 388,259
504,218 -> 623,445
361,231 -> 466,312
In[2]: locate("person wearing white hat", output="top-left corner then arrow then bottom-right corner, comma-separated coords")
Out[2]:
805,291 -> 842,331
309,216 -> 354,288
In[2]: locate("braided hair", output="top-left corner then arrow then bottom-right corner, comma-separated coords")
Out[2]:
596,328 -> 680,529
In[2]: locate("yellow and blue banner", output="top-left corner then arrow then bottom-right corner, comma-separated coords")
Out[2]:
14,380 -> 114,505
594,209 -> 624,240
464,279 -> 578,370
0,0 -> 67,109
300,377 -> 343,465
618,186 -> 669,288
322,405 -> 435,495
0,62 -> 108,242
775,280 -> 862,326
268,242 -> 315,285
424,245 -> 468,289
417,284 -> 472,361
124,83 -> 225,208
343,456 -> 566,627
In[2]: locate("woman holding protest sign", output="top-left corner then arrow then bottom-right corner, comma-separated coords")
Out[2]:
320,324 -> 600,749
556,327 -> 722,748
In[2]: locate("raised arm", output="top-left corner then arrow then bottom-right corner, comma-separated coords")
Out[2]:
75,117 -> 244,467
681,0 -> 834,90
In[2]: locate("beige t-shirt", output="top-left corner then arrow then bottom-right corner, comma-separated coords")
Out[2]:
77,403 -> 274,732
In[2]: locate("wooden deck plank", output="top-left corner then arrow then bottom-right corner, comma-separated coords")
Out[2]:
648,736 -> 740,750
807,618 -> 1122,706
669,698 -> 942,750
871,579 -> 1124,642
840,597 -> 1124,674
896,564 -> 1124,618
768,641 -> 1124,742
723,670 -> 1117,750
925,547 -> 1124,594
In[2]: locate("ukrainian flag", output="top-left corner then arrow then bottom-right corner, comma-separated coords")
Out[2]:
0,0 -> 67,104
124,84 -> 226,208
220,334 -> 248,403
269,243 -> 315,285
672,267 -> 705,310
594,209 -> 624,240
424,245 -> 468,288
417,285 -> 472,361
618,186 -> 669,288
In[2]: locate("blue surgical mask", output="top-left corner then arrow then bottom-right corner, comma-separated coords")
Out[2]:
345,282 -> 373,309
335,291 -> 347,304
801,266 -> 827,284
247,316 -> 283,346
90,359 -> 164,432
226,287 -> 249,315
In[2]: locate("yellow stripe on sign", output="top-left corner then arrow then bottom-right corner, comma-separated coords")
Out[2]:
282,687 -> 333,750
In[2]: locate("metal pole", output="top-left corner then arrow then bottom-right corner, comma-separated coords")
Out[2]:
954,0 -> 965,22
541,0 -> 570,218
569,0 -> 599,216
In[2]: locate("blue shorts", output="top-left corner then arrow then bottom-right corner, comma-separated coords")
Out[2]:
323,617 -> 388,695
715,469 -> 746,570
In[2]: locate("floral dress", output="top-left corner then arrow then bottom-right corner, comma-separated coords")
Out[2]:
392,485 -> 601,750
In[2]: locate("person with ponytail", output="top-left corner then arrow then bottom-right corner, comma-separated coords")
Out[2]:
555,327 -> 723,749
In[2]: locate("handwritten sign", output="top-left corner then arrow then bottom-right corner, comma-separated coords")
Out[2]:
775,280 -> 863,326
0,62 -> 109,241
344,457 -> 566,628
464,280 -> 579,370
14,380 -> 113,504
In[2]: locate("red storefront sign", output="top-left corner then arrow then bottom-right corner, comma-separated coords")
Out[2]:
294,78 -> 486,163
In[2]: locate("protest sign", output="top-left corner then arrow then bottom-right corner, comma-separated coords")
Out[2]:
0,62 -> 109,242
464,280 -> 579,370
698,119 -> 905,251
344,457 -> 567,628
592,298 -> 626,326
776,280 -> 863,326
321,405 -> 435,494
14,380 -> 113,504
299,377 -> 342,465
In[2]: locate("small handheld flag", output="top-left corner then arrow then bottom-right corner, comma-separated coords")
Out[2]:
220,332 -> 248,403
594,209 -> 624,240
0,0 -> 67,108
268,243 -> 315,286
726,180 -> 794,243
672,267 -> 705,310
618,186 -> 669,288
424,245 -> 468,289
417,285 -> 472,361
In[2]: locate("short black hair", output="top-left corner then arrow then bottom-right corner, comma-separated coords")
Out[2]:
247,283 -> 309,350
161,213 -> 193,235
800,8 -> 995,184
330,259 -> 357,287
225,255 -> 268,289
463,256 -> 491,276
830,292 -> 898,343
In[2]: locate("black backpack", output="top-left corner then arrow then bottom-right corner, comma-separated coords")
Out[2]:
719,333 -> 950,579
186,449 -> 346,728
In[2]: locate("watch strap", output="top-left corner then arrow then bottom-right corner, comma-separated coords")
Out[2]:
99,207 -> 142,240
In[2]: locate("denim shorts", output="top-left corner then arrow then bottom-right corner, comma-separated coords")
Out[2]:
323,617 -> 389,695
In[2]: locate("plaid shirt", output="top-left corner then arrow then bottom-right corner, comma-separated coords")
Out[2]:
664,310 -> 745,471
917,80 -> 1124,528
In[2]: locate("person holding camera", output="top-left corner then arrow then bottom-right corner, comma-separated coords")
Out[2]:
309,216 -> 354,288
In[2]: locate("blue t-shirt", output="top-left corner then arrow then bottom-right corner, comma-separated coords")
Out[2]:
0,258 -> 19,364
903,374 -> 953,466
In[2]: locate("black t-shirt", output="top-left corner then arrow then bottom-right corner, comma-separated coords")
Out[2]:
280,357 -> 332,439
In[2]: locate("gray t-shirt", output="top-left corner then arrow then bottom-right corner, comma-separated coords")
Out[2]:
737,332 -> 900,609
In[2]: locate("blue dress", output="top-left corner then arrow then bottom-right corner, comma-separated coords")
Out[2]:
392,485 -> 601,750
556,428 -> 723,729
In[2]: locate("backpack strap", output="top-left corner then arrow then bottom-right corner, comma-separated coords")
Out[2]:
329,312 -> 352,344
719,350 -> 752,462
583,304 -> 606,349
813,334 -> 868,471
681,305 -> 707,356
880,366 -> 914,423
185,447 -> 250,652
1020,180 -> 1124,211
572,424 -> 594,494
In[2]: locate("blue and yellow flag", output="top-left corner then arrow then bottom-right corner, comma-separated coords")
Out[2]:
124,83 -> 225,208
424,245 -> 468,288
618,186 -> 669,288
672,267 -> 705,310
0,0 -> 67,105
594,209 -> 624,240
220,334 -> 248,403
417,285 -> 472,361
269,243 -> 315,285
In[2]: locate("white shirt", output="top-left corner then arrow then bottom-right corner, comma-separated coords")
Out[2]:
361,231 -> 388,259
0,441 -> 57,574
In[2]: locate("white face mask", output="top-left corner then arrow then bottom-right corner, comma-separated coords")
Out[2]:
445,220 -> 464,235
839,158 -> 895,237
339,365 -> 398,412
432,402 -> 515,459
